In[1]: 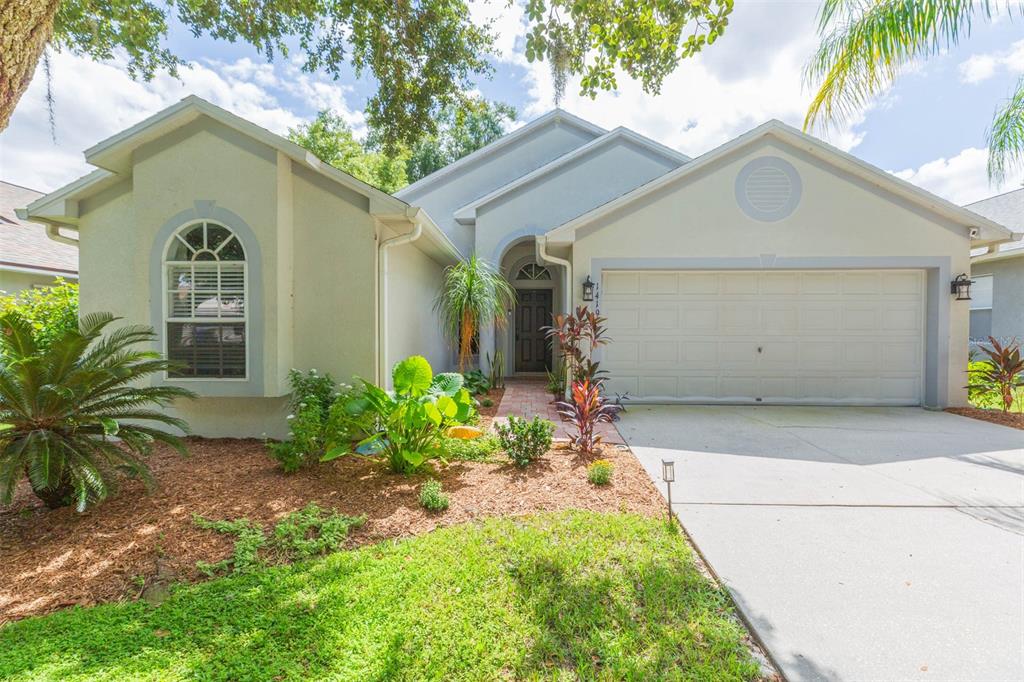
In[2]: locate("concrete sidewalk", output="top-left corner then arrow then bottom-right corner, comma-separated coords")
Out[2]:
618,405 -> 1024,681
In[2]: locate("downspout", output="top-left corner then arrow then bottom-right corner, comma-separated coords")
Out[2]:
377,208 -> 424,385
45,223 -> 80,247
536,235 -> 572,313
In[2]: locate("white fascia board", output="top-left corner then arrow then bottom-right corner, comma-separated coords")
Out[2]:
545,119 -> 1015,244
972,241 -> 1024,264
21,169 -> 117,225
0,263 -> 79,279
451,127 -> 689,225
394,109 -> 606,199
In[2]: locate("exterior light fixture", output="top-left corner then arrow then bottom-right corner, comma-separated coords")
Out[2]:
582,275 -> 595,302
951,273 -> 973,301
661,460 -> 676,523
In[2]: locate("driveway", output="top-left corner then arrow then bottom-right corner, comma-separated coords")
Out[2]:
618,406 -> 1024,682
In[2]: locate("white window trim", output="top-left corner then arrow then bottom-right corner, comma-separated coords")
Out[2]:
161,221 -> 250,382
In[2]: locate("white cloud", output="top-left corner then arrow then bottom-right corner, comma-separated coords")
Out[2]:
0,51 -> 358,192
958,40 -> 1024,83
892,147 -> 1023,205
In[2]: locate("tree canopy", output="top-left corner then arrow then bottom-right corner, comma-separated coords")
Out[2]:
804,0 -> 1024,182
2,0 -> 735,146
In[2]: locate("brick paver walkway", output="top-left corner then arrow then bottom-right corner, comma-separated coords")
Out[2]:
493,378 -> 624,444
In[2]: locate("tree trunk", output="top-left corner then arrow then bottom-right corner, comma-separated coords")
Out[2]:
0,0 -> 59,132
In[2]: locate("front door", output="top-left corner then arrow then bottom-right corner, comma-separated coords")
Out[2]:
515,289 -> 553,372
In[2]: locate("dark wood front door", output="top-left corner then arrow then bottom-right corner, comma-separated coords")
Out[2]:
515,289 -> 553,372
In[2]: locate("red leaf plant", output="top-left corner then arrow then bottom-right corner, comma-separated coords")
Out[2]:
555,380 -> 622,454
967,337 -> 1024,412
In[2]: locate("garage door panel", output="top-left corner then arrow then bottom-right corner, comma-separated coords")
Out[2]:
602,269 -> 924,406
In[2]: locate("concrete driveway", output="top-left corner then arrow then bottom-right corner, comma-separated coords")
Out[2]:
618,406 -> 1024,682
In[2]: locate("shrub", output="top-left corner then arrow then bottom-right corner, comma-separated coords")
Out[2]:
462,369 -> 490,395
0,312 -> 194,511
967,337 -> 1024,412
419,479 -> 449,512
194,503 -> 365,576
440,433 -> 501,461
0,279 -> 78,353
269,397 -> 325,473
555,380 -> 621,454
495,415 -> 555,467
587,459 -> 614,485
323,356 -> 475,474
285,368 -> 336,423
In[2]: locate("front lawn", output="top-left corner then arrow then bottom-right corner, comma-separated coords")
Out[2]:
0,511 -> 762,681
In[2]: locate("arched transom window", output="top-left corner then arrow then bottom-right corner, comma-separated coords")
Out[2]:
516,263 -> 551,281
164,221 -> 247,379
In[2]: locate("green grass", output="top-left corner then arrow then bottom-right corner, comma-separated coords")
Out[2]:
0,511 -> 759,681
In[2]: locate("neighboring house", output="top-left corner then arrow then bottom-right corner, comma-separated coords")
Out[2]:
964,188 -> 1024,344
21,96 -> 1017,437
0,180 -> 78,294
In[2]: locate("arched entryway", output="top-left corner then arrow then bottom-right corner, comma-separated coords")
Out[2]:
494,240 -> 562,377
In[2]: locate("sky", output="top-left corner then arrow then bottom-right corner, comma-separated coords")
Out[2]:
2,0 -> 1024,207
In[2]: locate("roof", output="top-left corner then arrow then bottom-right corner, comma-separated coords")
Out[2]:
24,95 -> 410,227
0,181 -> 78,278
545,120 -> 1019,246
394,109 -> 606,199
451,126 -> 689,225
966,188 -> 1024,262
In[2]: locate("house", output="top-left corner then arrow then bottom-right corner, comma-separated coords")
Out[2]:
20,96 -> 1018,437
0,180 -> 78,294
964,188 -> 1024,344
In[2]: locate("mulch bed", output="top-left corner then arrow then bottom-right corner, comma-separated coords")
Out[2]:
946,407 -> 1024,430
0,420 -> 659,623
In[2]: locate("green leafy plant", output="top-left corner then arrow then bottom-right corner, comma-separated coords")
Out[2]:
440,433 -> 500,461
0,312 -> 194,511
587,459 -> 614,486
419,478 -> 449,512
486,348 -> 505,389
495,415 -> 555,467
268,369 -> 338,472
194,503 -> 365,576
480,397 -> 494,408
546,359 -> 567,398
0,279 -> 78,353
555,380 -> 622,455
462,369 -> 490,396
435,255 -> 516,371
967,337 -> 1024,413
322,356 -> 474,474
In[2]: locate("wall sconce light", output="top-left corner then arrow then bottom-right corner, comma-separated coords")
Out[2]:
661,459 -> 675,523
951,273 -> 973,301
582,275 -> 595,302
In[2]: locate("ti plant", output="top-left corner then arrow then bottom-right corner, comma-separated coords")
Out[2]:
555,380 -> 621,455
0,312 -> 195,510
543,306 -> 611,385
967,337 -> 1024,413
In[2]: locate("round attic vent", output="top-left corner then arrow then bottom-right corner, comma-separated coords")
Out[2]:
735,156 -> 802,222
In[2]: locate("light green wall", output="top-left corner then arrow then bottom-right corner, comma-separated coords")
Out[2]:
0,270 -> 70,296
385,238 -> 450,380
75,117 -> 381,437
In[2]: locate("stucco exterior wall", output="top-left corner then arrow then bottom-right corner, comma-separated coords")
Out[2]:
971,256 -> 1024,340
475,138 -> 680,263
0,270 -> 70,295
400,123 -> 598,256
569,140 -> 973,407
384,239 -> 450,382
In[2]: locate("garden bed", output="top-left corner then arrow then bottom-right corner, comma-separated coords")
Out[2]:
946,407 -> 1024,430
0,433 -> 658,623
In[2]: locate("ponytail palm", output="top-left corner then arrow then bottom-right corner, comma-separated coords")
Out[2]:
804,0 -> 1024,182
435,255 -> 516,371
0,312 -> 195,511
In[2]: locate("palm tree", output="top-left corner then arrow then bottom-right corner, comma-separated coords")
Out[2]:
0,312 -> 195,511
804,0 -> 1024,182
434,255 -> 516,372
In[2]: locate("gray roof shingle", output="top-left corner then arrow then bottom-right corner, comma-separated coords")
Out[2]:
0,181 -> 78,275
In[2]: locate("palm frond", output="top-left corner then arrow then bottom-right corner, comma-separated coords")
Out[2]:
988,77 -> 1024,183
804,0 -> 993,132
434,255 -> 516,370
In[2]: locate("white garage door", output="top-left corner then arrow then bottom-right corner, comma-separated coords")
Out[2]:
601,270 -> 925,405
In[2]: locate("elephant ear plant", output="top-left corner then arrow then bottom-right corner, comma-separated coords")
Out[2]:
0,313 -> 195,511
322,355 -> 474,474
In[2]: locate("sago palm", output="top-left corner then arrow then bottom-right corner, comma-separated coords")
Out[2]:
435,255 -> 516,371
804,0 -> 1024,182
0,312 -> 195,511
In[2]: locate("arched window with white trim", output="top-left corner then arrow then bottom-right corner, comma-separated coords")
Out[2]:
164,221 -> 247,379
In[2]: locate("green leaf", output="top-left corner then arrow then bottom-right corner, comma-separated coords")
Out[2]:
320,444 -> 350,462
434,395 -> 458,419
100,418 -> 119,437
393,356 -> 433,397
429,372 -> 464,397
402,450 -> 425,468
423,402 -> 443,426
